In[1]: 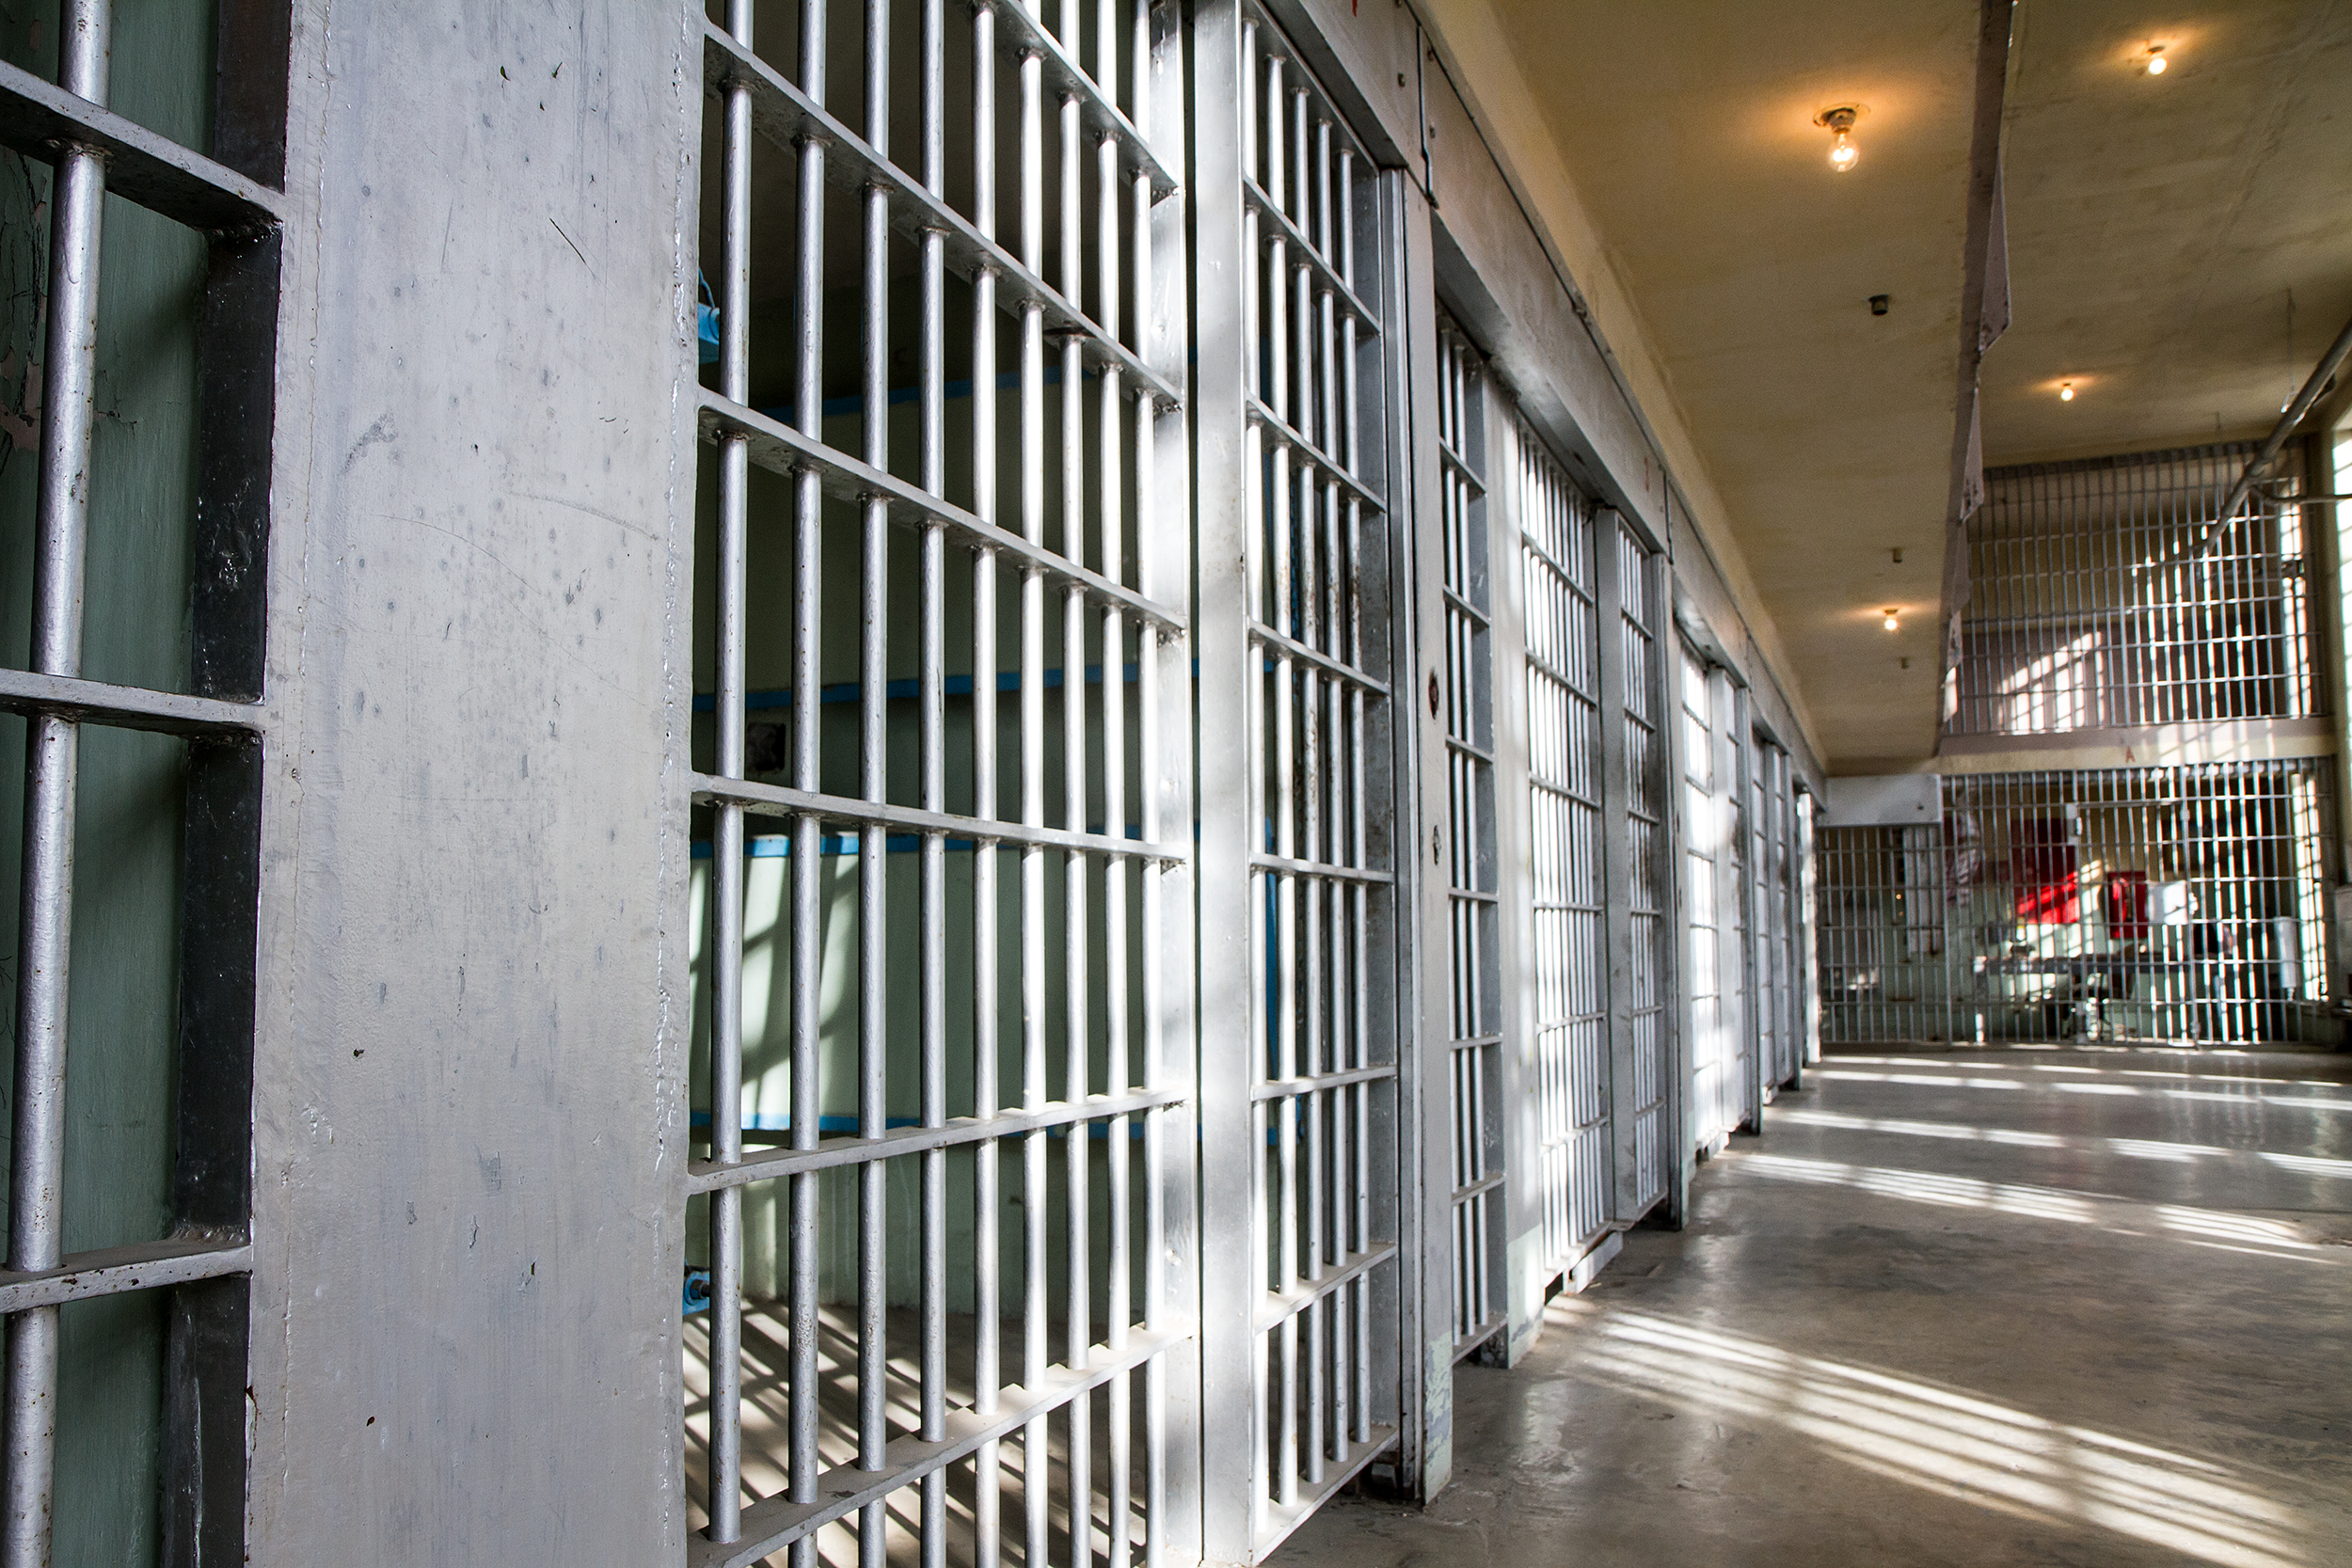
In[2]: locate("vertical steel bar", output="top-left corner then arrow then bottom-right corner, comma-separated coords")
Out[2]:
6,7 -> 108,1562
857,7 -> 893,1563
968,9 -> 1003,1563
787,5 -> 829,1558
1096,1 -> 1135,1546
917,1 -> 949,1557
1016,32 -> 1051,1561
702,0 -> 755,1544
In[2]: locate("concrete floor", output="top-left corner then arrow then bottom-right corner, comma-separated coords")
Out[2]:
1273,1047 -> 2352,1568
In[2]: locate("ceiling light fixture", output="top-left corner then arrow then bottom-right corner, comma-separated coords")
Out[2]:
1816,105 -> 1861,172
1883,609 -> 1899,632
2060,381 -> 2075,401
2145,43 -> 2168,74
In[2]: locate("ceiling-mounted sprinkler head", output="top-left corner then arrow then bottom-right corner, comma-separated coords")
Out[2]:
1816,105 -> 1862,171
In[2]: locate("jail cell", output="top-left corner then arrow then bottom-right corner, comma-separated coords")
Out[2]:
1751,740 -> 1799,1095
1725,697 -> 1756,1130
1432,327 -> 1502,1359
1815,823 -> 1954,1046
1947,764 -> 2336,1046
1512,421 -> 1612,1275
1795,797 -> 1821,1066
0,7 -> 284,1563
1769,748 -> 1804,1087
685,0 -> 1195,1561
1188,2 -> 1412,1553
1613,523 -> 1674,1215
1817,762 -> 2337,1047
1681,650 -> 1751,1152
1954,445 -> 2319,737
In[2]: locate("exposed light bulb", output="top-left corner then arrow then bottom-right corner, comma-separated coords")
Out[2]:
2059,382 -> 2075,402
1883,610 -> 1899,633
1817,107 -> 1862,172
2145,45 -> 2168,74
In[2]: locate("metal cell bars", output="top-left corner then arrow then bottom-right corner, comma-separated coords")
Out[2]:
0,9 -> 284,1565
1754,744 -> 1801,1091
1233,0 -> 1399,1543
1432,327 -> 1500,1359
1954,445 -> 2319,736
1814,822 -> 1954,1046
687,0 -> 1192,1563
1942,762 -> 2337,1045
1680,650 -> 1744,1152
1723,683 -> 1755,1129
1512,422 -> 1610,1275
1677,646 -> 1720,1148
1613,524 -> 1671,1212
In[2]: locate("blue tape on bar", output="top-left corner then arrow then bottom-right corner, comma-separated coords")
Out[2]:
683,1266 -> 712,1314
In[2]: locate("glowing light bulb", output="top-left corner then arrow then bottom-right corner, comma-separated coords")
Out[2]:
2145,45 -> 2167,74
2059,382 -> 2075,402
1817,107 -> 1862,172
1883,610 -> 1899,633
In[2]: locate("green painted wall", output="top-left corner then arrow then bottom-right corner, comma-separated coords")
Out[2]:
2,3 -> 218,1560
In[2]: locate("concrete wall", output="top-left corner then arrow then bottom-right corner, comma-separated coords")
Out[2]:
243,5 -> 696,1560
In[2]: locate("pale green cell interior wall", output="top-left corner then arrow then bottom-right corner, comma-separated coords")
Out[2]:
0,3 -> 216,1561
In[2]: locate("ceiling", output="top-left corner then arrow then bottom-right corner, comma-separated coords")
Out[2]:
1982,2 -> 2352,465
1486,0 -> 2352,769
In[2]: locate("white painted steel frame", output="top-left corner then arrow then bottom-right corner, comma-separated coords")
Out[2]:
1510,422 -> 1613,1283
1432,327 -> 1502,1363
688,0 -> 1197,1561
1681,648 -> 1754,1155
1607,520 -> 1678,1224
1194,1 -> 1415,1555
0,7 -> 282,1562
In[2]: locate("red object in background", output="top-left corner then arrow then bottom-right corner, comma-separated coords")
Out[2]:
2105,870 -> 2150,940
2012,816 -> 2079,925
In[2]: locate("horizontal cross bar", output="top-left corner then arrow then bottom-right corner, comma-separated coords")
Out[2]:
0,63 -> 284,231
688,1085 -> 1190,1193
0,666 -> 266,738
1251,1062 -> 1395,1102
1243,176 -> 1379,333
0,1238 -> 251,1315
688,1323 -> 1192,1567
700,393 -> 1187,633
704,25 -> 1181,407
692,771 -> 1187,863
1250,622 -> 1390,696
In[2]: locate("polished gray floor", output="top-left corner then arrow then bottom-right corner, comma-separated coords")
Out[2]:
1275,1047 -> 2352,1568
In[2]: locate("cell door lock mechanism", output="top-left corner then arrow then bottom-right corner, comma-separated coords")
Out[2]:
1428,670 -> 1441,718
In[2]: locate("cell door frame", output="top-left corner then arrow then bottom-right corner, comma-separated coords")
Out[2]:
1191,0 -> 1426,1556
1418,315 -> 1507,1373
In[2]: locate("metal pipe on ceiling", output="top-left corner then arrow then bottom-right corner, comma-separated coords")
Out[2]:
2215,309 -> 2352,531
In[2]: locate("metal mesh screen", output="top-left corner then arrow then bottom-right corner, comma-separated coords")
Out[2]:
686,0 -> 1193,1561
1819,761 -> 2337,1047
1954,445 -> 2319,736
